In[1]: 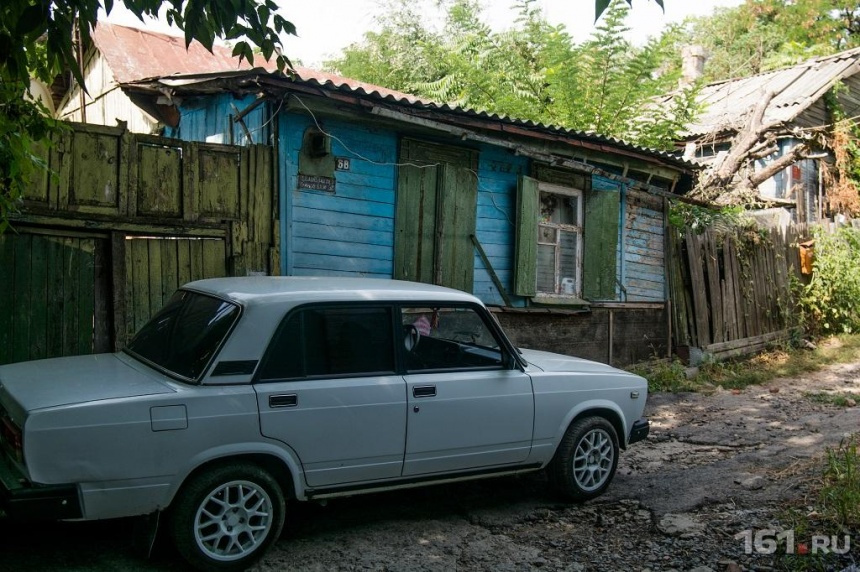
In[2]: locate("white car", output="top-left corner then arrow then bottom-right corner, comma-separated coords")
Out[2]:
0,277 -> 650,571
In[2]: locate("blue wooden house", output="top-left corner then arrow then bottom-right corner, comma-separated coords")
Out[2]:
97,26 -> 697,365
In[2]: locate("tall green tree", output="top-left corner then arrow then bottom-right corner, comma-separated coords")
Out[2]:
0,0 -> 295,232
674,0 -> 859,82
328,0 -> 698,151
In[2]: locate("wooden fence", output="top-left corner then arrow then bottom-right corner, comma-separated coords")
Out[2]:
669,225 -> 805,360
0,122 -> 278,366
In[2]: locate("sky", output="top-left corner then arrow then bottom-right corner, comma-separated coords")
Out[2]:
106,0 -> 746,68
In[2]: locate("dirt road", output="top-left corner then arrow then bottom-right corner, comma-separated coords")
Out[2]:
2,361 -> 859,571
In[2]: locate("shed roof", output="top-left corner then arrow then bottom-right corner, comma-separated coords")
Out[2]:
665,47 -> 860,140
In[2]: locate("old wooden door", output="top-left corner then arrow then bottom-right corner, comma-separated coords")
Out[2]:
394,139 -> 478,292
0,230 -> 110,365
122,236 -> 227,344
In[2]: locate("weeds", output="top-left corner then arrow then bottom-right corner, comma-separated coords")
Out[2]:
819,437 -> 860,529
804,392 -> 858,407
627,359 -> 695,393
776,437 -> 859,570
630,334 -> 860,392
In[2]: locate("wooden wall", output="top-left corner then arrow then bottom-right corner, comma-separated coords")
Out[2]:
1,122 -> 278,365
280,112 -> 398,278
624,191 -> 665,301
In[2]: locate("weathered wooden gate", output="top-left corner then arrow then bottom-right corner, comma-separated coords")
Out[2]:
0,122 -> 278,365
668,225 -> 802,360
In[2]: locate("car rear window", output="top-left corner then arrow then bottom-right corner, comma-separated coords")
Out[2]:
125,290 -> 239,382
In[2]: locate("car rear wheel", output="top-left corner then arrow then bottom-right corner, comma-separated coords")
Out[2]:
548,416 -> 619,501
170,464 -> 286,571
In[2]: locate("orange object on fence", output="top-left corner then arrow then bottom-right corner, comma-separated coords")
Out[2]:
799,240 -> 814,275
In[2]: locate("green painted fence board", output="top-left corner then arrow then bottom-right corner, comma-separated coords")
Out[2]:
12,234 -> 32,363
0,235 -> 13,364
29,235 -> 48,359
514,176 -> 540,297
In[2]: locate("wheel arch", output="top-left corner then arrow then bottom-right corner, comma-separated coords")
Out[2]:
555,402 -> 628,453
163,444 -> 305,510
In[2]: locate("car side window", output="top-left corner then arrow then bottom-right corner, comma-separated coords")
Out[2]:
259,306 -> 395,381
400,306 -> 504,372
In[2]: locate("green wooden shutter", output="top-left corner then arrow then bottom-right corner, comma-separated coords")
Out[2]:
394,139 -> 477,290
583,184 -> 620,300
514,175 -> 540,297
394,162 -> 438,283
438,164 -> 478,292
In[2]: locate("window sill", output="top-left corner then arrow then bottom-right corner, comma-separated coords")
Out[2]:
531,294 -> 590,308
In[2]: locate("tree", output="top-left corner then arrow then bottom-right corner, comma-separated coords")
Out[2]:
327,0 -> 698,151
672,0 -> 859,82
0,0 -> 295,232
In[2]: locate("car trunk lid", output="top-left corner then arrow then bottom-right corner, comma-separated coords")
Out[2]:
0,353 -> 175,417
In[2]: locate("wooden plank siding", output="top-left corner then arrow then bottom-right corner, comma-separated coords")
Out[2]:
4,121 -> 278,362
0,232 -> 109,365
623,191 -> 665,301
280,112 -> 398,278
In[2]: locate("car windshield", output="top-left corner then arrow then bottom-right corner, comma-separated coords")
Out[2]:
125,290 -> 239,382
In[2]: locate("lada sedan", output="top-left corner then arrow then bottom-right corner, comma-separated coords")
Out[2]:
0,277 -> 650,571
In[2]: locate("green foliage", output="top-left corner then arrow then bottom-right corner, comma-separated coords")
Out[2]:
666,0 -> 860,82
0,0 -> 295,232
819,437 -> 860,528
804,391 -> 857,406
797,226 -> 860,336
631,334 -> 860,393
667,202 -> 744,233
327,0 -> 698,150
628,359 -> 693,392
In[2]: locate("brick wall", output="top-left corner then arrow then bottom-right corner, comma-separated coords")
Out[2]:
495,306 -> 668,367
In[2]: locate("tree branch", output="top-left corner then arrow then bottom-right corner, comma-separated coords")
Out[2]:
748,142 -> 808,187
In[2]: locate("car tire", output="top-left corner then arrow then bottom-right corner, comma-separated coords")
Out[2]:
548,416 -> 619,501
170,463 -> 286,572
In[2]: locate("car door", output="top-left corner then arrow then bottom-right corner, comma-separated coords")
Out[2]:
400,305 -> 534,476
254,305 -> 407,488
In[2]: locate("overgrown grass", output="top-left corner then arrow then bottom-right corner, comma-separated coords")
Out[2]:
630,334 -> 860,393
820,437 -> 860,529
804,391 -> 858,407
777,437 -> 860,571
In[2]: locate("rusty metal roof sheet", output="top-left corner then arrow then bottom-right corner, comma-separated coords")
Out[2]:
667,47 -> 860,139
97,22 -> 696,171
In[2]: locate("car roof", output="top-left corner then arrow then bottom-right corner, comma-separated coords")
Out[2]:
182,277 -> 482,306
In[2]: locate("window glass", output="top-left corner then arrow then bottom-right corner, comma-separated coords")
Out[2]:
126,291 -> 239,381
400,306 -> 503,371
536,187 -> 583,295
260,306 -> 395,380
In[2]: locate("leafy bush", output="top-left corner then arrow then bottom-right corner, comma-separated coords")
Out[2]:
797,226 -> 860,335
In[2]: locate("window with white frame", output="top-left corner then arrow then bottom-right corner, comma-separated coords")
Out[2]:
536,183 -> 583,296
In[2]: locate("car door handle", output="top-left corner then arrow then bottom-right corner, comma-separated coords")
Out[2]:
412,385 -> 436,398
269,394 -> 298,408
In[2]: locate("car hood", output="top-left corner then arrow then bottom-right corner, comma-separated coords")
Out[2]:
519,348 -> 624,374
0,353 -> 175,414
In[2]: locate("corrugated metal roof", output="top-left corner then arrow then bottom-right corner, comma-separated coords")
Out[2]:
667,47 -> 860,139
95,22 -> 696,171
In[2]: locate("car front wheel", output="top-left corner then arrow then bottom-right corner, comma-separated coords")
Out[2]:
170,464 -> 286,571
549,416 -> 619,501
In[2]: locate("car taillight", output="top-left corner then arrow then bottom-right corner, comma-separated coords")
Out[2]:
0,414 -> 23,463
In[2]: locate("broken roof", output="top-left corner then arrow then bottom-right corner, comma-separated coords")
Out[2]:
94,22 -> 696,172
668,47 -> 860,140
